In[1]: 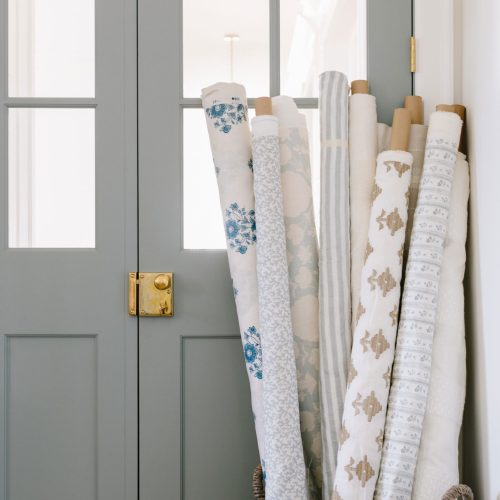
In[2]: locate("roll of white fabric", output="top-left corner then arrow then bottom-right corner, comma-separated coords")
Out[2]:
377,123 -> 392,153
412,153 -> 469,500
334,150 -> 412,500
252,114 -> 308,500
349,93 -> 378,334
405,124 -> 428,258
376,111 -> 463,500
202,83 -> 265,462
272,95 -> 322,498
317,71 -> 350,500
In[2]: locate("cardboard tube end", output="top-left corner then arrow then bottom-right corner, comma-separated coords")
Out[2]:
351,80 -> 369,95
390,108 -> 411,151
436,104 -> 467,153
404,95 -> 424,125
436,104 -> 466,122
255,97 -> 272,116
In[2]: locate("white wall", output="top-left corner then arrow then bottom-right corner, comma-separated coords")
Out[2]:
461,0 -> 500,498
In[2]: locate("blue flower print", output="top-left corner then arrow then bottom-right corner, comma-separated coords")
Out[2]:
225,202 -> 256,254
243,326 -> 262,380
205,98 -> 248,134
244,343 -> 257,363
210,104 -> 227,117
225,219 -> 239,240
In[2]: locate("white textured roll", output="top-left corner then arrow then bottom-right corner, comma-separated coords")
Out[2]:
405,124 -> 428,257
349,93 -> 378,333
377,123 -> 392,153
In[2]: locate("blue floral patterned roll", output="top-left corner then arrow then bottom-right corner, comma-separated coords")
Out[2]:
202,83 -> 265,468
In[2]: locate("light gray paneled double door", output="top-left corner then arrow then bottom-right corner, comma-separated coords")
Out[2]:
0,0 -> 412,499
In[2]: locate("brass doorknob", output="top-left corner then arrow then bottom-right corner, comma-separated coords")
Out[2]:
154,274 -> 170,290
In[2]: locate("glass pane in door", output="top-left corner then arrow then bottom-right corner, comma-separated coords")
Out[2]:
9,108 -> 95,248
280,0 -> 367,96
183,107 -> 256,250
8,0 -> 95,97
183,0 -> 269,97
183,107 -> 322,250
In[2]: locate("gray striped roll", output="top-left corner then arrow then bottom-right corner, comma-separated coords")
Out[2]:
318,71 -> 351,499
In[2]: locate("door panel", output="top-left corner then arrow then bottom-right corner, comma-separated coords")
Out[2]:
0,1 -> 137,499
368,0 -> 413,124
139,1 -> 412,499
182,337 -> 259,499
6,336 -> 97,500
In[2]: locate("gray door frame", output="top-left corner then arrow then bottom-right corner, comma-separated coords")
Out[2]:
0,1 -> 138,499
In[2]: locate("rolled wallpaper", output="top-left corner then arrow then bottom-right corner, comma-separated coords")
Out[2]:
412,153 -> 469,499
318,71 -> 350,499
376,111 -> 463,500
272,95 -> 322,498
334,150 -> 412,500
201,83 -> 265,461
349,93 -> 378,333
252,114 -> 308,500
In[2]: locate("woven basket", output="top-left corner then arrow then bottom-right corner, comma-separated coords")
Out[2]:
252,464 -> 265,499
442,484 -> 474,499
252,465 -> 473,500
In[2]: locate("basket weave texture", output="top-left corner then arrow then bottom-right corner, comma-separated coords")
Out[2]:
251,465 -> 473,500
252,465 -> 265,499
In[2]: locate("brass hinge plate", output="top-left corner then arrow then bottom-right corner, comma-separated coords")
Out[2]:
410,36 -> 416,73
128,272 -> 174,317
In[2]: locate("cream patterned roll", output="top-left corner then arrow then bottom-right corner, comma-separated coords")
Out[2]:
202,83 -> 265,464
272,95 -> 322,499
252,114 -> 308,500
376,111 -> 463,500
334,149 -> 412,499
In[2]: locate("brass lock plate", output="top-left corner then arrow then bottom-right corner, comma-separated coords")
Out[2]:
129,272 -> 173,317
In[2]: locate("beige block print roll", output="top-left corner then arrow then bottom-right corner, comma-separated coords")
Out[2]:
333,150 -> 412,500
378,124 -> 428,262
